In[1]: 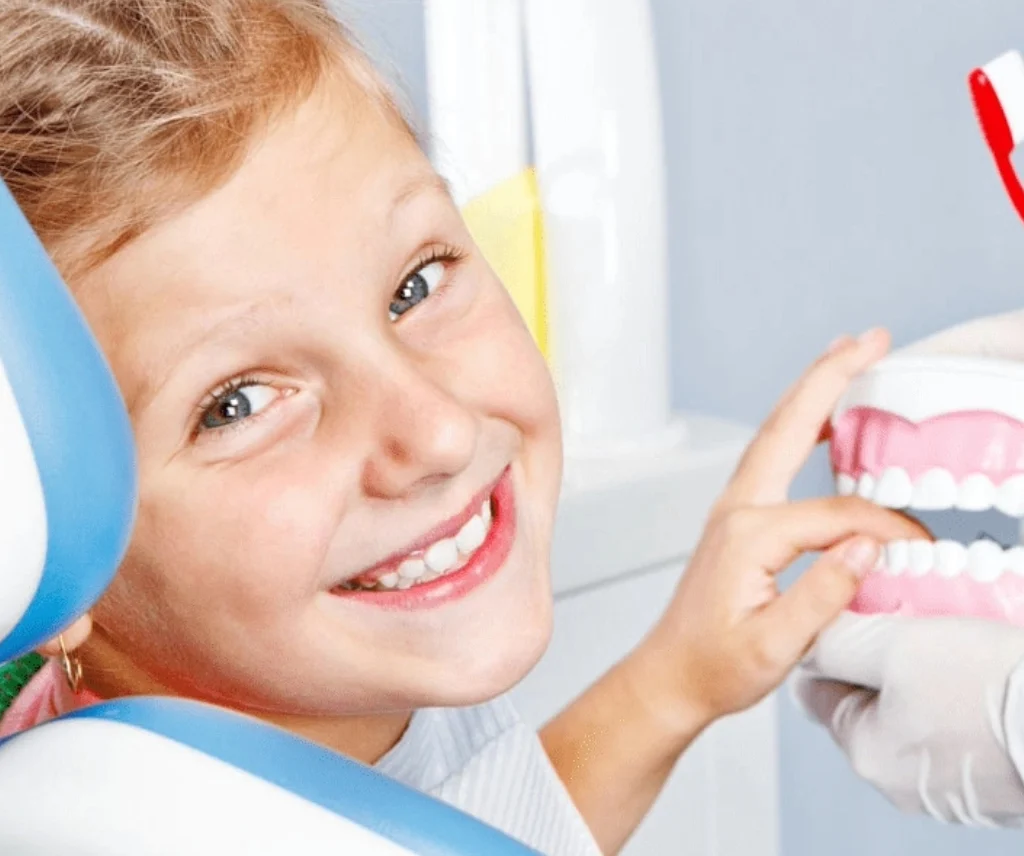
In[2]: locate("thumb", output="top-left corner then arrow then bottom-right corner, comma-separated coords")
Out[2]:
748,536 -> 879,669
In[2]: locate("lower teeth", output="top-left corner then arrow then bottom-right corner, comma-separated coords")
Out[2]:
342,559 -> 465,592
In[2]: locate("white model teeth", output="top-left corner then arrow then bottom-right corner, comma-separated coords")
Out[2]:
997,475 -> 1024,516
907,540 -> 933,576
911,469 -> 958,510
884,540 -> 908,575
856,473 -> 875,499
343,497 -> 496,591
934,540 -> 967,578
836,468 -> 1024,515
958,474 -> 995,512
837,474 -> 856,496
967,540 -> 1004,582
843,465 -> 1024,585
876,539 -> 1024,581
874,467 -> 913,508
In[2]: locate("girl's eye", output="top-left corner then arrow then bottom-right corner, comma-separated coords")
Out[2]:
390,260 -> 445,321
200,384 -> 278,431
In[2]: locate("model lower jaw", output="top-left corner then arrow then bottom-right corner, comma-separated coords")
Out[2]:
328,468 -> 517,609
844,493 -> 1024,623
850,569 -> 1024,623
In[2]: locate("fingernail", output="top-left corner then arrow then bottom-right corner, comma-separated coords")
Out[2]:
857,327 -> 885,343
840,538 -> 879,577
826,335 -> 853,354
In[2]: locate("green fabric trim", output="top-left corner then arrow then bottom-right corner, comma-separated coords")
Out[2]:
0,653 -> 46,720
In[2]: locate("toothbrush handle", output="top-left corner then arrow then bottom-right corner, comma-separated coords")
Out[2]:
969,68 -> 1024,224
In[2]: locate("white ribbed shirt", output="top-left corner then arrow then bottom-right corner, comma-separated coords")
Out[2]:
375,695 -> 603,855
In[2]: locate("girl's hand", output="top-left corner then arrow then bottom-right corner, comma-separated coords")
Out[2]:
635,329 -> 931,731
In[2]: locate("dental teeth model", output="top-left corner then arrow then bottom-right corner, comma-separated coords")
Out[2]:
831,349 -> 1024,625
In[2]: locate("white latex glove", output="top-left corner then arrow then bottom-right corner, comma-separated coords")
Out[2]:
897,308 -> 1024,361
792,612 -> 1024,828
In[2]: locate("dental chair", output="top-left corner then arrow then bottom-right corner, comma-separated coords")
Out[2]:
0,179 -> 537,855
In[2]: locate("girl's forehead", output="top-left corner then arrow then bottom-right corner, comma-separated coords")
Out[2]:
81,87 -> 438,303
203,86 -> 429,225
73,92 -> 451,412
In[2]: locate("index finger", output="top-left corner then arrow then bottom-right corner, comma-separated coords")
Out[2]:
720,329 -> 890,508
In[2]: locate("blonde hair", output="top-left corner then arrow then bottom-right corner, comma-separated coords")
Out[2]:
0,0 -> 401,278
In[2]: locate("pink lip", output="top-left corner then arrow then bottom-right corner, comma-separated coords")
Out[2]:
328,467 -> 516,610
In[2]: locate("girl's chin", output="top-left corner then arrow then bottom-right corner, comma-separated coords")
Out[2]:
323,629 -> 551,710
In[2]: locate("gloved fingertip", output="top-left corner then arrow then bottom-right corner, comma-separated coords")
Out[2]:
787,670 -> 821,722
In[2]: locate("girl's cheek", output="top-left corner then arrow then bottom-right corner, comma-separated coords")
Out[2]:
125,477 -> 322,605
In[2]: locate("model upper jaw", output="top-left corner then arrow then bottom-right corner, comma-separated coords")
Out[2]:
830,312 -> 1024,625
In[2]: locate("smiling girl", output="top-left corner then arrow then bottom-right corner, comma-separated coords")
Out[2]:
0,3 -> 924,853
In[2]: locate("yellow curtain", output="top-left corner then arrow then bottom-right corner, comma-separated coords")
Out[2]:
461,168 -> 548,359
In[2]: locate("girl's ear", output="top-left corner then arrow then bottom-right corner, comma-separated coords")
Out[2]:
37,613 -> 93,658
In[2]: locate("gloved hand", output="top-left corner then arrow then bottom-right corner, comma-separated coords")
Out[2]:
792,612 -> 1024,828
897,308 -> 1024,361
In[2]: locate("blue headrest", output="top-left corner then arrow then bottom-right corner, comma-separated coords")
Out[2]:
0,180 -> 137,663
0,697 -> 540,854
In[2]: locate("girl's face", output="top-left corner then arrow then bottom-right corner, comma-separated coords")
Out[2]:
73,76 -> 562,716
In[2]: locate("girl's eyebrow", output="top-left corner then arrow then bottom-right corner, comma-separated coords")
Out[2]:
387,173 -> 454,229
127,299 -> 282,415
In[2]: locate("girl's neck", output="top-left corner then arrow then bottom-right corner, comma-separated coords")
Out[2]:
262,708 -> 412,764
77,636 -> 412,766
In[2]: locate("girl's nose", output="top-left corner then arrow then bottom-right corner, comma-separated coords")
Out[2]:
361,369 -> 479,499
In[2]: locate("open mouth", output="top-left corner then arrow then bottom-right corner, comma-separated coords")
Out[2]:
831,354 -> 1024,625
328,467 -> 516,608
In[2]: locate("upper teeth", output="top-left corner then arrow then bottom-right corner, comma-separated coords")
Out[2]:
344,498 -> 494,591
424,538 -> 459,574
837,469 -> 1024,516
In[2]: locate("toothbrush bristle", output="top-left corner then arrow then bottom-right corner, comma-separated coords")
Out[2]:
981,51 -> 1024,148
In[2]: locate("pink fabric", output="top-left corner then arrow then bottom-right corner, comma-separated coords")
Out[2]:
0,659 -> 101,738
831,407 -> 1024,482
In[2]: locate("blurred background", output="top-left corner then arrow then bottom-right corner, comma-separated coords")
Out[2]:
342,2 -> 1024,854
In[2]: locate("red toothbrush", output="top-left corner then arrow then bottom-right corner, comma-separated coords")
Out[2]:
970,50 -> 1024,223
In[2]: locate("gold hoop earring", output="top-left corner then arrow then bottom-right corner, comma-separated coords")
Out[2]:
57,634 -> 82,695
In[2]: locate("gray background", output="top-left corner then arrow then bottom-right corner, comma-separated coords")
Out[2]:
347,1 -> 1024,853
